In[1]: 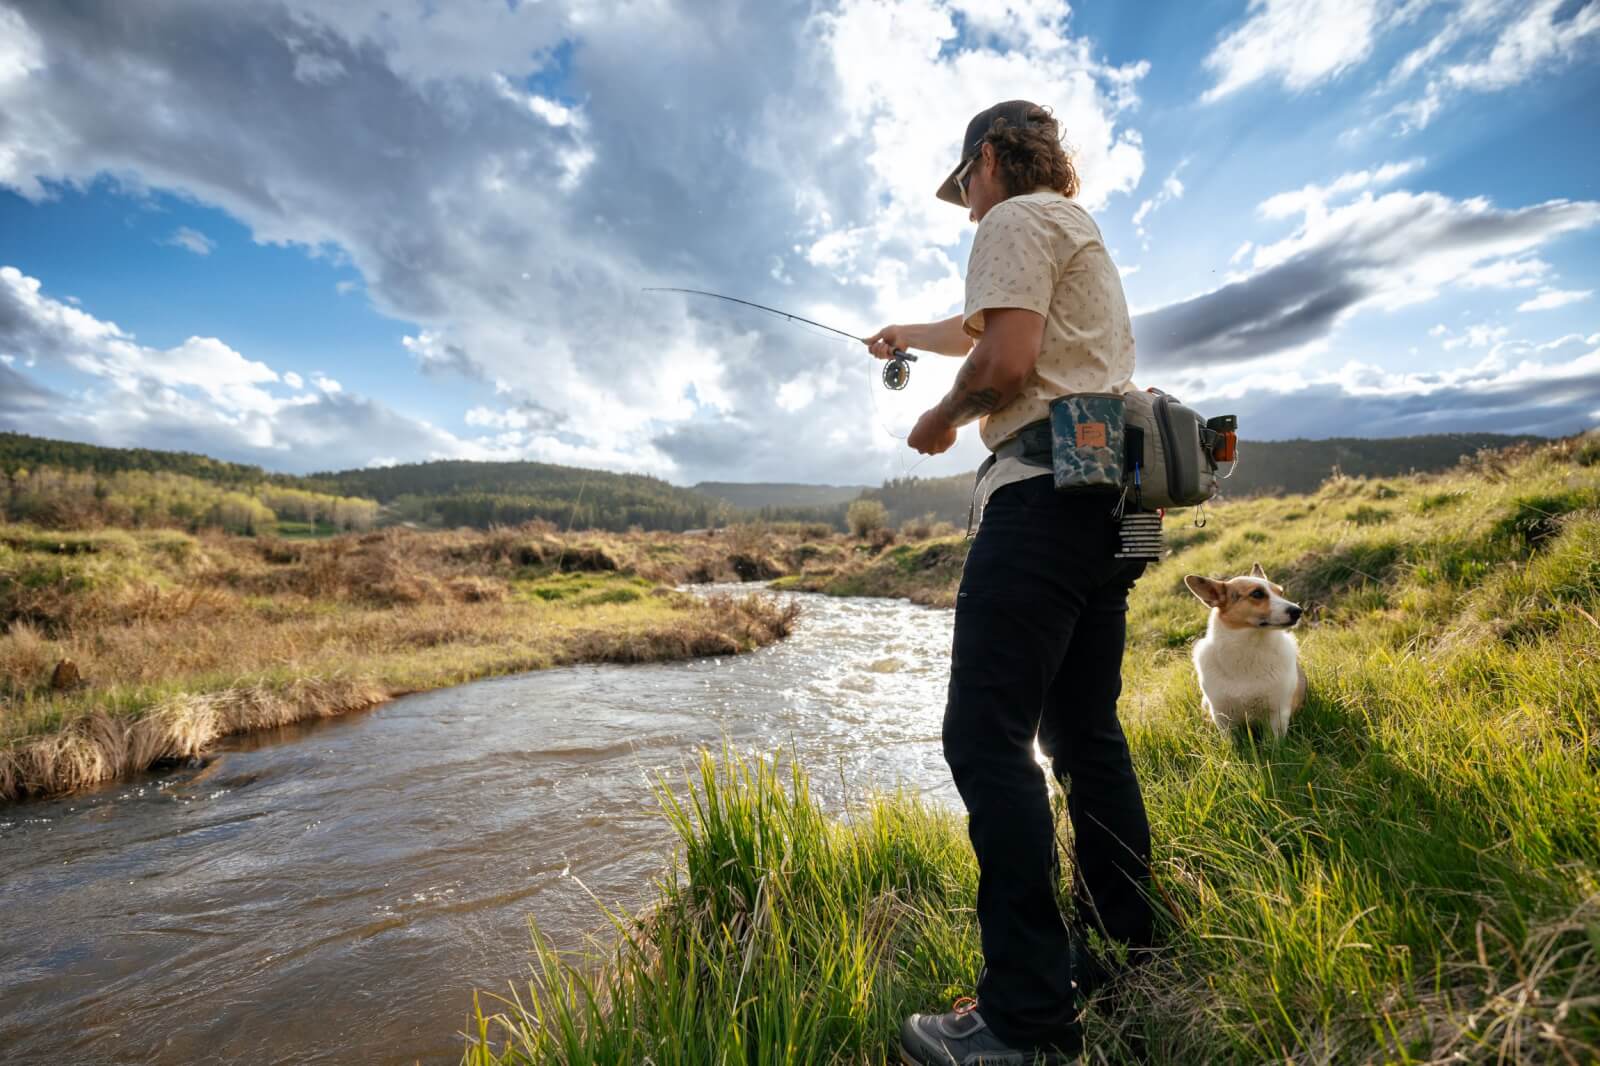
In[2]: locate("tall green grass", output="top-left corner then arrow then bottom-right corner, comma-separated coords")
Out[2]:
466,438 -> 1600,1064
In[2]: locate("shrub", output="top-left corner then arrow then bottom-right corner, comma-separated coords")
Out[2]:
846,499 -> 889,537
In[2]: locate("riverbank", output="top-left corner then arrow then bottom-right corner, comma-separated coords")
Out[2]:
0,526 -> 799,800
467,436 -> 1600,1062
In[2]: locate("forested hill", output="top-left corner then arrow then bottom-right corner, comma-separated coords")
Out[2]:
299,459 -> 729,532
0,434 -> 729,533
693,483 -> 869,510
861,432 -> 1550,527
1221,433 -> 1546,496
1,429 -> 1555,533
0,431 -> 271,486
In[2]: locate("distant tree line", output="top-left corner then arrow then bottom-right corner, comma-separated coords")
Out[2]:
859,475 -> 974,528
0,429 -> 1549,536
0,431 -> 270,487
387,490 -> 727,533
0,466 -> 377,535
856,433 -> 1549,527
1208,434 -> 1545,497
301,459 -> 734,532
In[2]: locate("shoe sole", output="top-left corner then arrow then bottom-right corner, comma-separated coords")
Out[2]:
898,1041 -> 1078,1066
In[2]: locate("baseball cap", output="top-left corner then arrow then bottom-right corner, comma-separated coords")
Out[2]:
935,99 -> 1040,207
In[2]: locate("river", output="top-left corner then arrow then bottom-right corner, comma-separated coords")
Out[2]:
0,589 -> 962,1065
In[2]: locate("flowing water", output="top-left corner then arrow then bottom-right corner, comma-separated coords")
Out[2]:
0,589 -> 963,1065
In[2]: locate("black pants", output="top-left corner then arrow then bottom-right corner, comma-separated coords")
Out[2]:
943,475 -> 1152,1049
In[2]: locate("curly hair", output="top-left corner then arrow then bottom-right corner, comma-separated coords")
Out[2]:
979,105 -> 1079,200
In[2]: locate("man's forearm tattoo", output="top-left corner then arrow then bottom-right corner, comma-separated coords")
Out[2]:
936,359 -> 1005,427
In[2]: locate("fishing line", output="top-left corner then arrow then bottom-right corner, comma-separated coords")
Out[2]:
643,287 -> 917,392
645,286 -> 933,482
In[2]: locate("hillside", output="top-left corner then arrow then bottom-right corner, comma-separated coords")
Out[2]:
861,431 -> 1549,527
0,431 -> 274,487
297,458 -> 730,532
0,430 -> 1552,534
470,433 -> 1600,1063
692,482 -> 869,510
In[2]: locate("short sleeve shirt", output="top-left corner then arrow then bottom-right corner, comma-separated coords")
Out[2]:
963,190 -> 1136,451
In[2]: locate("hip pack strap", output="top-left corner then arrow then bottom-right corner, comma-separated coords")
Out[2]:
967,419 -> 1053,534
993,419 -> 1053,464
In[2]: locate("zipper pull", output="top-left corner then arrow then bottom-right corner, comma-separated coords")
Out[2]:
1110,483 -> 1129,521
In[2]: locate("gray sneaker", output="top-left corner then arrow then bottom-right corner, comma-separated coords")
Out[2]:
899,999 -> 1081,1065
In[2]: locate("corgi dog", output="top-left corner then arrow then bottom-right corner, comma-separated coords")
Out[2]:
1183,563 -> 1306,739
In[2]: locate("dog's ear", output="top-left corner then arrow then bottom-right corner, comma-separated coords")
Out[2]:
1251,562 -> 1268,580
1184,575 -> 1226,607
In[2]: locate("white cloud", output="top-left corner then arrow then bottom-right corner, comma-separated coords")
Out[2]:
1517,288 -> 1593,312
0,264 -> 508,470
1229,240 -> 1254,266
1392,0 -> 1600,130
0,265 -> 280,412
1203,0 -> 1392,103
1258,159 -> 1423,221
0,0 -> 1155,484
1440,324 -> 1509,351
312,374 -> 342,394
812,0 -> 1148,310
1184,332 -> 1600,440
166,226 -> 215,256
1135,169 -> 1600,369
282,370 -> 304,389
1457,256 -> 1549,290
1132,163 -> 1186,247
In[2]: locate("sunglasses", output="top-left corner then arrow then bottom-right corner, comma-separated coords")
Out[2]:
955,154 -> 978,207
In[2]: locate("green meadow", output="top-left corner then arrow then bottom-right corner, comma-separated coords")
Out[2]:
467,436 -> 1600,1064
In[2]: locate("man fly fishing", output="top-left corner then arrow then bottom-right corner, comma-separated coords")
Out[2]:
865,100 -> 1153,1065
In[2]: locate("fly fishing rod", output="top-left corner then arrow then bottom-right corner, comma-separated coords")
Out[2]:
643,287 -> 919,390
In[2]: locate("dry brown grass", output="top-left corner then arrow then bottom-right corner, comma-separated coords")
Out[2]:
0,522 -> 811,801
0,677 -> 387,800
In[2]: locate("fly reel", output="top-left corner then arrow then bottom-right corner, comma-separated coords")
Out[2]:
882,354 -> 913,391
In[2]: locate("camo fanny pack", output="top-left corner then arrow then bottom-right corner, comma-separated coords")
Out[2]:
974,389 -> 1231,533
1047,389 -> 1225,510
1047,392 -> 1127,493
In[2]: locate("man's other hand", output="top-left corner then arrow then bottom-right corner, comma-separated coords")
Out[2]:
908,409 -> 958,455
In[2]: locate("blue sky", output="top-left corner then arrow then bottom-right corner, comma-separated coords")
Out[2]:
1,0 -> 1597,486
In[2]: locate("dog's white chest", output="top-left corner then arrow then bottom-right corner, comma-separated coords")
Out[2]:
1193,620 -> 1300,721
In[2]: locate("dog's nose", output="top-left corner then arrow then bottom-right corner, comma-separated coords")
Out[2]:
1287,605 -> 1303,622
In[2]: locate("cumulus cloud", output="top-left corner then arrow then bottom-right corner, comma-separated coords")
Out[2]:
1131,168 -> 1600,370
0,263 -> 516,471
0,0 -> 1149,484
1203,0 -> 1392,102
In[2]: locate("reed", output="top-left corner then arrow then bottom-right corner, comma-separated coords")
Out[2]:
466,436 -> 1600,1064
0,677 -> 387,798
